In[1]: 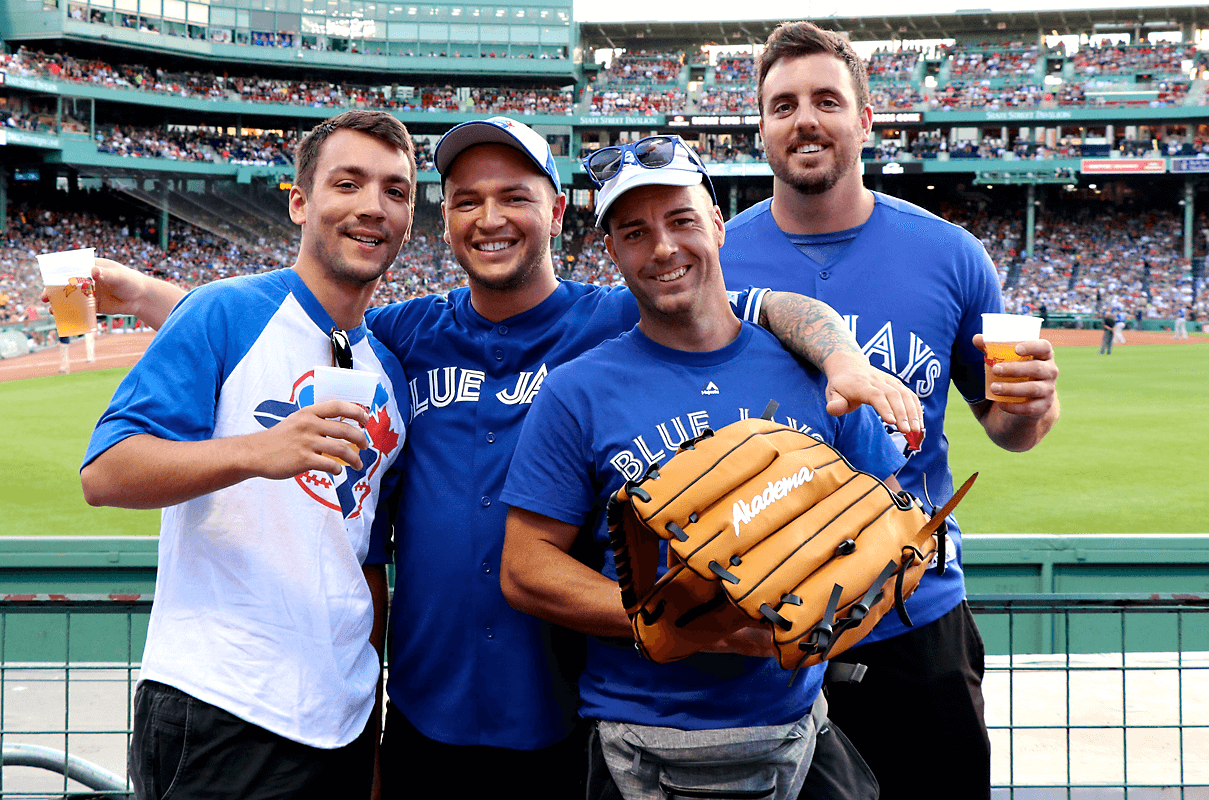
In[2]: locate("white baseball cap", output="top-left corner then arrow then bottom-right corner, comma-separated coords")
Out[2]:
587,135 -> 717,228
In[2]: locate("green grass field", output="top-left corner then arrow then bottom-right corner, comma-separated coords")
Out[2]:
1,341 -> 1205,537
0,369 -> 162,536
946,342 -> 1207,533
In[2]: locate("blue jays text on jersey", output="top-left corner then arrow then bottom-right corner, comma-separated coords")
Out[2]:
408,362 -> 548,421
607,407 -> 823,482
847,316 -> 943,399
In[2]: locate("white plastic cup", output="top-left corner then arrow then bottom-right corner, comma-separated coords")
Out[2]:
312,366 -> 380,466
312,366 -> 380,407
981,313 -> 1042,404
981,313 -> 1042,343
37,248 -> 97,337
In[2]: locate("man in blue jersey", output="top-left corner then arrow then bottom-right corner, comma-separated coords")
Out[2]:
83,116 -> 922,798
720,22 -> 1061,800
499,136 -> 905,799
80,110 -> 413,799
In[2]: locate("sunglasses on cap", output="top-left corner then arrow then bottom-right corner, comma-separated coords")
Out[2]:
583,135 -> 710,188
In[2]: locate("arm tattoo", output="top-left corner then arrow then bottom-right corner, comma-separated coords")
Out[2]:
759,291 -> 863,368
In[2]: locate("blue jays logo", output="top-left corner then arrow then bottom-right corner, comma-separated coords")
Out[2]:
252,371 -> 400,520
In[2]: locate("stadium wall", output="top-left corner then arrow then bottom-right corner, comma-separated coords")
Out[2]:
2,535 -> 1207,660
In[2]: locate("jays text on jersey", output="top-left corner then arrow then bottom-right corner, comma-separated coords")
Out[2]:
720,193 -> 1003,644
85,267 -> 407,748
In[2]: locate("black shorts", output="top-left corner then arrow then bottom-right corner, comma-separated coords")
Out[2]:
129,680 -> 373,800
822,600 -> 990,800
380,702 -> 589,799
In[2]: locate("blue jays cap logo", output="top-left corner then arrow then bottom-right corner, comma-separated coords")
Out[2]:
252,370 -> 401,519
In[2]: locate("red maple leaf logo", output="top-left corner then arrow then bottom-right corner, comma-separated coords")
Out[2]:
365,406 -> 399,456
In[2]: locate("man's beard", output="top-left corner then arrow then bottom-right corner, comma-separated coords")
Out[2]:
314,233 -> 395,288
767,140 -> 853,196
463,240 -> 550,294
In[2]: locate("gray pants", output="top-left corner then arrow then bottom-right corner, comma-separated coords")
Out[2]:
592,700 -> 823,800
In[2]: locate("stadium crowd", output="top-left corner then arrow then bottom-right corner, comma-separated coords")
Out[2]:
931,82 -> 1048,109
697,85 -> 758,114
95,126 -> 296,165
946,44 -> 1039,79
1072,41 -> 1198,76
2,189 -> 1203,334
3,42 -> 1205,122
946,201 -> 1206,321
0,48 -> 573,117
584,87 -> 687,116
870,86 -> 927,110
868,48 -> 923,81
713,53 -> 757,83
596,50 -> 684,85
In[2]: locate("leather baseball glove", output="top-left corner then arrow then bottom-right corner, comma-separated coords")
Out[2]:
608,402 -> 974,674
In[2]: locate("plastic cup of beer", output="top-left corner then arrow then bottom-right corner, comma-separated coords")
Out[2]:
312,366 -> 380,465
981,313 -> 1043,404
37,248 -> 98,337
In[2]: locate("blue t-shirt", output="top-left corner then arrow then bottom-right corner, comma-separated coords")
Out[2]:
501,322 -> 903,730
721,194 -> 1003,643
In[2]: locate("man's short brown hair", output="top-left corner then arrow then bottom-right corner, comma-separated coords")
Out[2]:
757,21 -> 870,113
294,110 -> 415,193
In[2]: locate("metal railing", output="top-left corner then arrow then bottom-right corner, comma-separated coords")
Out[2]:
0,595 -> 145,799
2,593 -> 1206,799
971,594 -> 1209,799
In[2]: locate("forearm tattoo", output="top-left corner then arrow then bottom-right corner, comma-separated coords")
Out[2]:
759,292 -> 863,369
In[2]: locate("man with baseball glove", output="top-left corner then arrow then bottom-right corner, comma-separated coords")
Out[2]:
500,136 -> 944,799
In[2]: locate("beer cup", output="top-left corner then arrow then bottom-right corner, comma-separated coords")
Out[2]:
312,366 -> 380,465
981,313 -> 1043,404
37,248 -> 98,338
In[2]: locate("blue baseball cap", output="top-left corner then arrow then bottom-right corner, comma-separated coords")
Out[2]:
435,116 -> 561,193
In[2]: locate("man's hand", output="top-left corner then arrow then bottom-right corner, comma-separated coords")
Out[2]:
90,259 -> 150,317
251,400 -> 371,479
973,334 -> 1059,418
820,351 -> 923,435
970,333 -> 1060,452
82,401 -> 371,509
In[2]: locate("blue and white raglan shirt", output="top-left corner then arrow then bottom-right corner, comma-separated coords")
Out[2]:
362,280 -> 766,750
84,268 -> 407,748
500,323 -> 904,730
721,194 -> 1003,644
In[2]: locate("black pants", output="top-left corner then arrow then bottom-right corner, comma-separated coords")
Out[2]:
824,601 -> 991,800
129,680 -> 374,800
380,702 -> 589,799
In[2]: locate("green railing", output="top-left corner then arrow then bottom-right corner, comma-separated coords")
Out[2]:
973,595 -> 1209,798
1,593 -> 1207,798
0,595 -> 145,799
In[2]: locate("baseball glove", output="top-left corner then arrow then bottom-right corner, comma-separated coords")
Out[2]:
608,402 -> 974,674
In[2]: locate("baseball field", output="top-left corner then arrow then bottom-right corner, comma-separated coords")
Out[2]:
0,328 -> 1205,537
